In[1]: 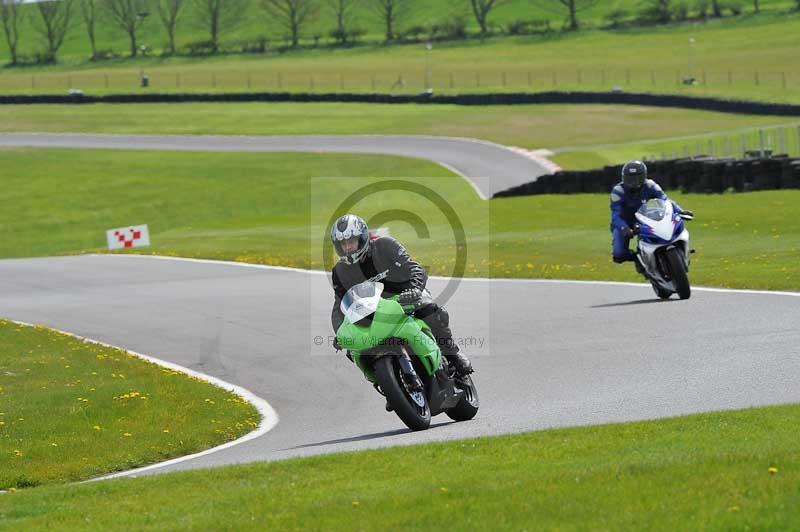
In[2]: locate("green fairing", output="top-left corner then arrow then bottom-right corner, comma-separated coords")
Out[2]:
336,297 -> 441,383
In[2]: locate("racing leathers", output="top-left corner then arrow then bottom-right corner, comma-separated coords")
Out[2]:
610,178 -> 683,263
331,236 -> 473,375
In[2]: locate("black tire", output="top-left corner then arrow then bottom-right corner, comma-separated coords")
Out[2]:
665,247 -> 691,300
446,375 -> 479,422
651,280 -> 672,300
373,355 -> 431,431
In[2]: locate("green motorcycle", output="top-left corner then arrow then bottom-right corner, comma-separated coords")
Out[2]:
336,281 -> 479,431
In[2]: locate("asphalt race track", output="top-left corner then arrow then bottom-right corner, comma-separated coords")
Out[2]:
0,133 -> 798,478
0,133 -> 550,198
0,255 -> 798,477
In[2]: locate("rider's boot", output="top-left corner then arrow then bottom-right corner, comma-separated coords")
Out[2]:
420,305 -> 474,377
445,351 -> 474,377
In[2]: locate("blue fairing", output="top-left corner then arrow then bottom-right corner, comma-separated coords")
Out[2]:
639,210 -> 685,245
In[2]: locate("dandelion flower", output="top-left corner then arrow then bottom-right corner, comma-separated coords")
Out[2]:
93,425 -> 101,431
123,433 -> 132,437
769,467 -> 778,474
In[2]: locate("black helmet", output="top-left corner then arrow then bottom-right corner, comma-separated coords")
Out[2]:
331,214 -> 370,264
621,160 -> 647,192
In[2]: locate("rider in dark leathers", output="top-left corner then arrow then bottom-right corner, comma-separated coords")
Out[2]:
330,214 -> 473,376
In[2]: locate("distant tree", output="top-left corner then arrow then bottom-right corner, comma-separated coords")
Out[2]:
192,0 -> 248,52
710,0 -> 722,16
157,0 -> 186,54
260,0 -> 317,47
327,0 -> 359,44
641,0 -> 672,22
468,0 -> 509,36
34,0 -> 74,62
534,0 -> 598,31
102,0 -> 150,57
79,0 -> 99,59
369,0 -> 411,41
0,0 -> 23,65
752,0 -> 759,12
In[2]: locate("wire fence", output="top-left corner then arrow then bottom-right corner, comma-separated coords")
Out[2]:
639,124 -> 800,162
1,68 -> 799,94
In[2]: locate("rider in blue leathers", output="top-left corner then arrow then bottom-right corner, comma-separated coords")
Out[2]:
610,161 -> 693,264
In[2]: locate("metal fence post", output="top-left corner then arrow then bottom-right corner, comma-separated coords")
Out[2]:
796,126 -> 800,156
759,129 -> 766,156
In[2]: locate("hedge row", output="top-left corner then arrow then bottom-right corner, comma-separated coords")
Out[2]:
2,90 -> 800,116
493,156 -> 800,198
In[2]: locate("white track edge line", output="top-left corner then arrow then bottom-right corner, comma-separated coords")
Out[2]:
4,318 -> 279,483
91,254 -> 800,298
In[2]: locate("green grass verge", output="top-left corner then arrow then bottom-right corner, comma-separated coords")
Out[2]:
2,102 -> 798,159
2,9 -> 800,102
0,148 -> 797,291
1,403 -> 798,529
0,320 -> 259,490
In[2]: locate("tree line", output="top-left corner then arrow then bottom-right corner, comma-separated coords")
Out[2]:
1,0 -> 797,66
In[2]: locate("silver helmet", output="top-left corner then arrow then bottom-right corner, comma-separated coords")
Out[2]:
331,214 -> 370,264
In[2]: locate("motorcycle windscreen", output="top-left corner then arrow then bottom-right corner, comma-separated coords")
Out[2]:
341,281 -> 384,324
638,198 -> 667,221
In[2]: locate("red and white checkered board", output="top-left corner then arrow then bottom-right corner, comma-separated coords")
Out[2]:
106,224 -> 150,250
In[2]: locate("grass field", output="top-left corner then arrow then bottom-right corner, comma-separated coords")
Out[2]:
1,9 -> 800,102
0,148 -> 797,291
0,320 -> 259,490
1,402 -> 798,529
2,102 -> 800,168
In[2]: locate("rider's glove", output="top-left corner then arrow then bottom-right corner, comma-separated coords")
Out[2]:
620,226 -> 635,239
681,210 -> 694,218
398,288 -> 422,311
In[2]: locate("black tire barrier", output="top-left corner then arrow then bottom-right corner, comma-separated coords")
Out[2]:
2,90 -> 800,116
492,156 -> 800,198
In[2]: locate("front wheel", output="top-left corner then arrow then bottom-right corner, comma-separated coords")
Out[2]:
374,355 -> 431,431
665,247 -> 691,300
446,374 -> 479,422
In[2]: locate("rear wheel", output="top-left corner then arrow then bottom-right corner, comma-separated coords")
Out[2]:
446,374 -> 479,422
374,355 -> 431,431
665,247 -> 691,300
